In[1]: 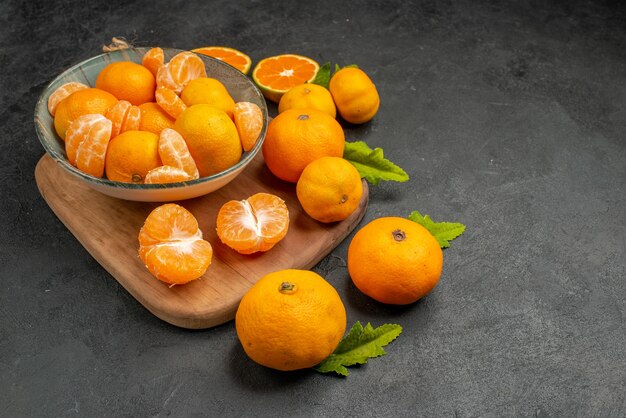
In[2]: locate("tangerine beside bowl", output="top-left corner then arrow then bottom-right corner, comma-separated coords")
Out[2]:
34,47 -> 268,202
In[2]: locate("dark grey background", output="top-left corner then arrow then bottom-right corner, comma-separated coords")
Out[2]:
1,0 -> 625,416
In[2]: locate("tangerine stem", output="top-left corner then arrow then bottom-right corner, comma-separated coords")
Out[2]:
392,229 -> 406,242
279,282 -> 297,294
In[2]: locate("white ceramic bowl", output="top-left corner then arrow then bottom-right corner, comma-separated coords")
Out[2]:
34,47 -> 267,202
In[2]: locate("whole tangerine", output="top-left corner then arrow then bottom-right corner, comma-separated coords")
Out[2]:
235,269 -> 346,371
96,61 -> 156,105
348,217 -> 443,305
262,108 -> 344,183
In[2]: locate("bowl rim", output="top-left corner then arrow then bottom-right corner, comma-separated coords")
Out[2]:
34,47 -> 268,190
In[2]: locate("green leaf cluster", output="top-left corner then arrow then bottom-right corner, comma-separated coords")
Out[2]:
408,211 -> 466,248
314,322 -> 402,376
343,141 -> 409,185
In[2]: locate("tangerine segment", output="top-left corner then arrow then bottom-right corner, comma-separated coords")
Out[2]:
144,165 -> 193,184
120,105 -> 141,133
156,51 -> 207,94
252,54 -> 319,103
47,82 -> 89,116
158,128 -> 199,179
105,100 -> 132,137
75,117 -> 113,178
233,102 -> 263,152
155,87 -> 187,119
142,47 -> 164,77
65,114 -> 108,166
138,204 -> 212,285
216,193 -> 289,254
192,46 -> 252,75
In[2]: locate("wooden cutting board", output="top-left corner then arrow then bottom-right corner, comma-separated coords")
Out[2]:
35,153 -> 368,329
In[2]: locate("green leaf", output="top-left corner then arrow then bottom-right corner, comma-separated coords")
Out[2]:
343,141 -> 409,185
333,63 -> 359,74
314,322 -> 402,376
309,62 -> 332,89
408,211 -> 466,248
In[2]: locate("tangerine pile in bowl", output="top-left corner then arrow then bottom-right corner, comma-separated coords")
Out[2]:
34,47 -> 268,202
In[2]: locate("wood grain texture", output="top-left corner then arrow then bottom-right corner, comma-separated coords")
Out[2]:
35,153 -> 368,329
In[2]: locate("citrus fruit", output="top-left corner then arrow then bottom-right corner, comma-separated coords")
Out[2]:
262,108 -> 345,183
95,61 -> 156,105
144,165 -> 193,184
138,102 -> 175,135
142,47 -> 164,77
278,83 -> 336,118
105,100 -> 132,138
180,77 -> 235,118
233,102 -> 263,152
329,67 -> 380,124
54,88 -> 117,139
347,217 -> 443,305
235,269 -> 346,371
155,87 -> 187,119
157,128 -> 199,179
216,193 -> 289,254
105,130 -> 161,183
47,82 -> 88,116
120,105 -> 141,132
252,54 -> 319,103
64,114 -> 112,178
138,203 -> 212,285
192,46 -> 252,75
156,51 -> 207,94
174,104 -> 242,177
296,157 -> 363,223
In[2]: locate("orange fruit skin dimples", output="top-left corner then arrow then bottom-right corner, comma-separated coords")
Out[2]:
138,204 -> 213,285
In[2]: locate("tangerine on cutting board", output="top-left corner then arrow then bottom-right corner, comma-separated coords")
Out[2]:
54,88 -> 117,139
174,104 -> 242,177
96,61 -> 156,105
216,193 -> 289,254
262,108 -> 345,183
156,51 -> 207,94
138,203 -> 213,285
252,54 -> 319,103
233,101 -> 263,152
235,269 -> 346,371
296,156 -> 363,223
105,130 -> 161,183
347,217 -> 443,305
278,83 -> 337,118
192,46 -> 252,75
47,82 -> 88,116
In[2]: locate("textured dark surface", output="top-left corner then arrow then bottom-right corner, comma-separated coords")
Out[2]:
1,0 -> 625,416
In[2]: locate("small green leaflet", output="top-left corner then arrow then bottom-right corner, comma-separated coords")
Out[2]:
343,141 -> 409,185
310,63 -> 360,89
310,62 -> 332,89
314,322 -> 402,377
408,211 -> 466,248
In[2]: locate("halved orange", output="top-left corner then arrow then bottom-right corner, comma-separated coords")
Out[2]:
192,46 -> 252,75
216,193 -> 289,254
138,203 -> 213,285
252,54 -> 319,103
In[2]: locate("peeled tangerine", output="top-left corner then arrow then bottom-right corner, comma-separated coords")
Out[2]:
138,204 -> 212,285
216,193 -> 289,254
